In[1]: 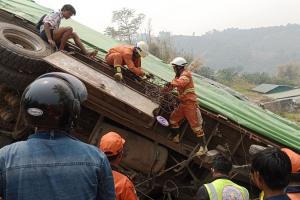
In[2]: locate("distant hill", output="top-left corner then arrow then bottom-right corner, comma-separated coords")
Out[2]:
171,24 -> 300,74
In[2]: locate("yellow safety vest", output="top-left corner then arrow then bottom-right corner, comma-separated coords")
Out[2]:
204,178 -> 249,200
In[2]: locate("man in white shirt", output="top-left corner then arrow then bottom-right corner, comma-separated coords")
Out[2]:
39,4 -> 97,57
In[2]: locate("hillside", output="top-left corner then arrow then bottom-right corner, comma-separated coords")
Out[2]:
172,24 -> 300,73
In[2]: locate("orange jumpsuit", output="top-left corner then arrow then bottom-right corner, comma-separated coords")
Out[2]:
113,170 -> 138,200
105,45 -> 144,76
281,148 -> 300,173
168,70 -> 204,136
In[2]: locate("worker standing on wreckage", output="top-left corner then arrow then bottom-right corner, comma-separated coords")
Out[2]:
105,41 -> 152,81
162,57 -> 207,155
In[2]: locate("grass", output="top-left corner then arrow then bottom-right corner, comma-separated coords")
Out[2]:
219,78 -> 300,125
279,112 -> 300,125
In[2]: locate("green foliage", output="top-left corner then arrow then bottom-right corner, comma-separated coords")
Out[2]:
277,63 -> 300,83
216,67 -> 239,82
195,66 -> 215,80
242,72 -> 272,84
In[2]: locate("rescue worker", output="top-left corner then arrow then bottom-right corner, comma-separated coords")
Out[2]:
39,4 -> 97,57
162,57 -> 206,155
251,148 -> 291,200
0,72 -> 115,200
105,41 -> 150,81
196,154 -> 249,200
99,132 -> 139,200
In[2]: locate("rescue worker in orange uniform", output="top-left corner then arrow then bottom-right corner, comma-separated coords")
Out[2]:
99,132 -> 139,200
162,57 -> 207,155
105,41 -> 150,81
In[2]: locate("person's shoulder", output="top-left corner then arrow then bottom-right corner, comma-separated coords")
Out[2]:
72,139 -> 100,152
196,184 -> 209,200
0,141 -> 27,156
46,11 -> 60,17
113,170 -> 133,186
182,70 -> 192,77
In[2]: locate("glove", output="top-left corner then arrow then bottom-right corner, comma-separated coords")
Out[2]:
161,82 -> 172,93
165,82 -> 171,87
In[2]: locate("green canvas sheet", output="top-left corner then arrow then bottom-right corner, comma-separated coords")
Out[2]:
0,0 -> 299,151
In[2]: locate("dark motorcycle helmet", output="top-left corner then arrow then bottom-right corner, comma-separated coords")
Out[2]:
20,72 -> 87,130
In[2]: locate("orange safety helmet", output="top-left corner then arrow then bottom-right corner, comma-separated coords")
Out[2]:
281,148 -> 300,173
99,132 -> 125,157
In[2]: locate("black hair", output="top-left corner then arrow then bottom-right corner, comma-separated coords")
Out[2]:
251,148 -> 291,190
61,4 -> 76,15
212,154 -> 232,175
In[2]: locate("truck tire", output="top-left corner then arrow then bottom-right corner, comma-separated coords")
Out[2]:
0,22 -> 51,74
0,64 -> 36,91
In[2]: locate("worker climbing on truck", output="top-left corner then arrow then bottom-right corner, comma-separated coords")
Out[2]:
99,132 -> 139,200
162,57 -> 207,155
105,41 -> 152,81
38,4 -> 97,57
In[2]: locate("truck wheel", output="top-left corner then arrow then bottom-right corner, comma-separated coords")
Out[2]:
0,22 -> 51,74
0,64 -> 36,91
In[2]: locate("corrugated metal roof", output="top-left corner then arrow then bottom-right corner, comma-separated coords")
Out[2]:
1,0 -> 300,151
251,84 -> 293,93
267,89 -> 300,99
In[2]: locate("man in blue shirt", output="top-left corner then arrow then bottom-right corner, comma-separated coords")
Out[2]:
0,72 -> 115,200
251,148 -> 292,200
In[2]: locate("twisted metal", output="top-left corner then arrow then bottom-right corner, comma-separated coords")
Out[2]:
143,83 -> 179,114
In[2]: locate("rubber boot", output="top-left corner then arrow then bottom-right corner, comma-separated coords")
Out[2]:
196,135 -> 208,156
172,134 -> 180,143
168,127 -> 180,141
114,65 -> 123,81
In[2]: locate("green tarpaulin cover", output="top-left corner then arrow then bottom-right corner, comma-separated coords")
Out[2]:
1,0 -> 299,151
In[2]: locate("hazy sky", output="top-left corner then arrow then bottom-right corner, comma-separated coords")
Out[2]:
35,0 -> 300,36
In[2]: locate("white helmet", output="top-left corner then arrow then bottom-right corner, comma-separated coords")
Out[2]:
170,57 -> 188,67
136,41 -> 149,58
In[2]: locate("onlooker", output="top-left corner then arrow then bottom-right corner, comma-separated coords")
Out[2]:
39,4 -> 97,57
105,41 -> 150,81
251,148 -> 291,200
99,132 -> 139,200
196,154 -> 249,200
0,72 -> 115,200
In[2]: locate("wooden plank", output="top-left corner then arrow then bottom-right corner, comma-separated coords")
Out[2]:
43,52 -> 159,117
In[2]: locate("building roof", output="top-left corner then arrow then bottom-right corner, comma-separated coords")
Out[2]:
267,89 -> 300,100
1,0 -> 300,151
252,84 -> 293,94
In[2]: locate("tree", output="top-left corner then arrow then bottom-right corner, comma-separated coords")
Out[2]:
104,26 -> 119,39
277,63 -> 300,81
216,67 -> 239,82
105,8 -> 145,43
242,72 -> 272,84
196,66 -> 215,80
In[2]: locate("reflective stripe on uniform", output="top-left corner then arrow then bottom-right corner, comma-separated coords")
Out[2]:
114,65 -> 122,73
206,183 -> 218,200
181,88 -> 195,96
180,75 -> 190,82
192,126 -> 202,132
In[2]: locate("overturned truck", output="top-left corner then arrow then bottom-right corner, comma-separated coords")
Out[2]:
0,2 -> 299,199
